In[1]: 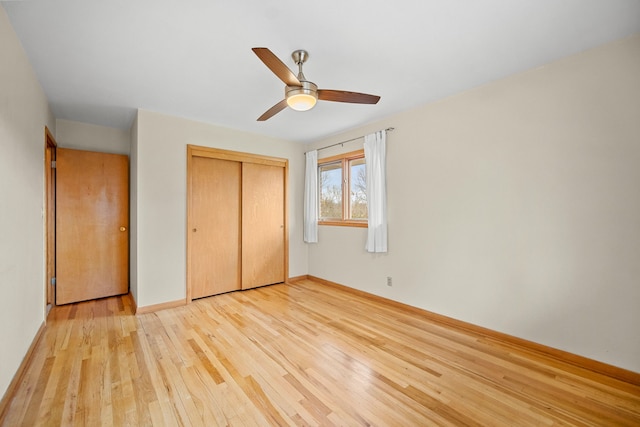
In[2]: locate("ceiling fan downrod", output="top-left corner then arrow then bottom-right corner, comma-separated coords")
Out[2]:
291,49 -> 309,81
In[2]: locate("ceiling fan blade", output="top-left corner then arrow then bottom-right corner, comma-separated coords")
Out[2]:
318,89 -> 380,104
257,99 -> 288,121
252,48 -> 301,87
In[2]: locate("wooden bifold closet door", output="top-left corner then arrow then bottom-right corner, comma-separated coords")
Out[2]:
187,146 -> 288,301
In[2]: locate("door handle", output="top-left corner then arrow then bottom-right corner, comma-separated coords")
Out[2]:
120,226 -> 127,232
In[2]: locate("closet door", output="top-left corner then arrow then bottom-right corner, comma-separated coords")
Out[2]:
242,162 -> 285,289
190,157 -> 242,298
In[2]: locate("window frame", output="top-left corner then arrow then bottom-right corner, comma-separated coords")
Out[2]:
318,149 -> 368,228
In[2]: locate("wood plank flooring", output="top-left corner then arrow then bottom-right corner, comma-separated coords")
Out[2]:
2,279 -> 639,426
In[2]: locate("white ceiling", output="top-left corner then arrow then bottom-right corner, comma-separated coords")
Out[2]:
3,1 -> 640,143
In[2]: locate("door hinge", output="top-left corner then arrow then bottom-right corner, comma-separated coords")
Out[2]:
51,277 -> 56,286
51,160 -> 56,169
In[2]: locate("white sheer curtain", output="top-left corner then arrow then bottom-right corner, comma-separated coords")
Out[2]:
303,150 -> 318,243
364,131 -> 387,252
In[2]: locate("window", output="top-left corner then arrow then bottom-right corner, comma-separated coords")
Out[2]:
318,149 -> 367,227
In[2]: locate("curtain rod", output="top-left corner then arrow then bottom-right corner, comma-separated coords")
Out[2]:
305,127 -> 395,155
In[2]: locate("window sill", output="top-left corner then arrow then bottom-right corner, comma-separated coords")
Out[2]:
319,220 -> 368,228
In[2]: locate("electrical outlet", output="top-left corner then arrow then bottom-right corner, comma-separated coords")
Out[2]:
386,276 -> 392,286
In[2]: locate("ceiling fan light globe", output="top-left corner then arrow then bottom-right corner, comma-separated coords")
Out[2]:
285,81 -> 318,112
287,93 -> 317,111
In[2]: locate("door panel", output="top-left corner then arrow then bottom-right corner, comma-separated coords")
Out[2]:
56,148 -> 129,305
191,157 -> 242,298
242,163 -> 285,289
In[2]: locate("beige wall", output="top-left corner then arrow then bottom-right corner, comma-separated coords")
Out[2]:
132,110 -> 307,308
56,119 -> 130,154
0,8 -> 55,397
129,115 -> 139,304
307,35 -> 640,372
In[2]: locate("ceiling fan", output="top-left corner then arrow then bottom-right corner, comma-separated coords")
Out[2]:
252,47 -> 381,121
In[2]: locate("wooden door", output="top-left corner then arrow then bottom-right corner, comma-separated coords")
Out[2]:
45,128 -> 57,305
242,162 -> 285,289
56,148 -> 129,305
190,157 -> 242,298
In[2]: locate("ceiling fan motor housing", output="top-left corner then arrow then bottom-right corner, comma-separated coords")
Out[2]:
285,81 -> 318,111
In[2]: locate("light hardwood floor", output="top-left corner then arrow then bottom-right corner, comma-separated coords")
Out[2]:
2,279 -> 639,426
